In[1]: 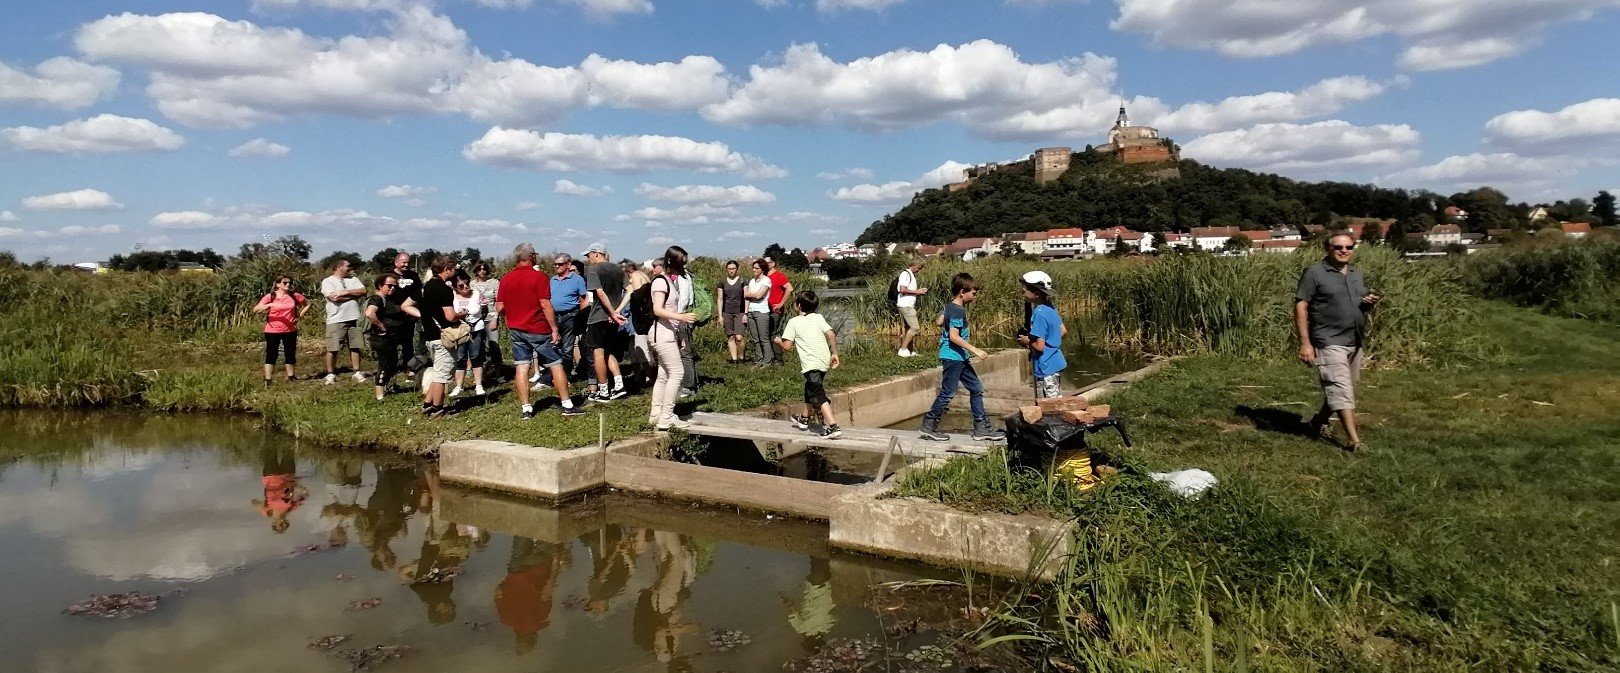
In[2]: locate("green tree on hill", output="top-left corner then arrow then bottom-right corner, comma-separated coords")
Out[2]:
763,243 -> 787,261
370,247 -> 403,272
1594,191 -> 1617,228
317,250 -> 364,270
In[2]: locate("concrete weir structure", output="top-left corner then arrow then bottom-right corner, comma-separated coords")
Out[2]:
439,349 -> 1135,579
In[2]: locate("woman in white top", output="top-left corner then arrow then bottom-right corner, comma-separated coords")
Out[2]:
744,260 -> 774,367
648,246 -> 697,430
449,270 -> 487,397
469,261 -> 501,367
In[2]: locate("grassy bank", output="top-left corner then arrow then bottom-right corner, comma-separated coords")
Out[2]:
849,248 -> 1491,366
897,306 -> 1620,671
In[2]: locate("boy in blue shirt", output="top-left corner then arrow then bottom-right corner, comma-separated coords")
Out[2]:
1017,270 -> 1068,399
919,273 -> 1006,442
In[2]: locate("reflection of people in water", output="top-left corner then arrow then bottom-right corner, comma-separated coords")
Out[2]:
397,467 -> 474,625
251,447 -> 308,533
783,557 -> 837,650
584,525 -> 648,617
633,531 -> 701,672
319,458 -> 364,547
496,537 -> 567,654
355,462 -> 421,571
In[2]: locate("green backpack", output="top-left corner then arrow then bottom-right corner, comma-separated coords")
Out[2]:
690,277 -> 715,326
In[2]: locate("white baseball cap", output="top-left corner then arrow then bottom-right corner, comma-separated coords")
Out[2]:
1022,270 -> 1056,297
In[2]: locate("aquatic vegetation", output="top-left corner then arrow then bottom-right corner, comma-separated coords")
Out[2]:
345,597 -> 382,611
62,591 -> 163,619
308,635 -> 351,650
331,644 -> 412,671
705,628 -> 753,651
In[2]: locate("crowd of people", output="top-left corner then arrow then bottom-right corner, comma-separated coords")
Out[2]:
253,233 -> 1379,447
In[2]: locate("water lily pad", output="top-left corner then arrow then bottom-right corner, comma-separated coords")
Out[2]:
63,592 -> 162,619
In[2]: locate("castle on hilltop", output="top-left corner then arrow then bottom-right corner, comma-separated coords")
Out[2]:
947,104 -> 1178,192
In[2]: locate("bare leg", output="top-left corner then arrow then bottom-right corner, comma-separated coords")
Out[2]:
324,351 -> 336,376
349,349 -> 362,374
284,363 -> 295,380
1338,409 -> 1362,445
549,363 -> 571,404
263,363 -> 273,381
819,401 -> 837,426
473,367 -> 484,388
453,368 -> 465,391
515,362 -> 531,406
593,348 -> 609,394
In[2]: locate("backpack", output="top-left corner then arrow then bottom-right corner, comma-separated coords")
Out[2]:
629,282 -> 655,336
690,277 -> 715,326
885,272 -> 905,314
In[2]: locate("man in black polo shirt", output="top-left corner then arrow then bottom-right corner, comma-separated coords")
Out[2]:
391,252 -> 428,374
1295,232 -> 1381,451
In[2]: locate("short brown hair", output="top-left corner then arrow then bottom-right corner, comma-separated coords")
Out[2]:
430,256 -> 454,274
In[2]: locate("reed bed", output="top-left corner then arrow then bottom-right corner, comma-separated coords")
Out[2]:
1463,237 -> 1620,322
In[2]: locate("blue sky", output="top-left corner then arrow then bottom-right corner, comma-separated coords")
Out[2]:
2,0 -> 1617,264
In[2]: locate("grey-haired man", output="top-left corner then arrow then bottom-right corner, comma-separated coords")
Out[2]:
1295,232 -> 1382,451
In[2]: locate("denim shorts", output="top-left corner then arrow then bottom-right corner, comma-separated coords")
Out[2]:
510,329 -> 563,369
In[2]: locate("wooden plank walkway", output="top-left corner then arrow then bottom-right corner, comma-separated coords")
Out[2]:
686,412 -> 990,460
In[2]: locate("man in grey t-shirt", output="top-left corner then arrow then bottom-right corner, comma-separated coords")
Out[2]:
321,259 -> 368,384
1295,232 -> 1381,450
581,242 -> 628,401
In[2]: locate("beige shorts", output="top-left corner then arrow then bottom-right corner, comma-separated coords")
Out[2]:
1315,345 -> 1363,411
325,320 -> 363,352
426,341 -> 457,385
898,306 -> 920,333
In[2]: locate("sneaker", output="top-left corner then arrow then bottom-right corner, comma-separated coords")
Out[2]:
971,424 -> 1007,442
607,387 -> 629,400
374,393 -> 385,402
678,388 -> 695,399
474,385 -> 486,396
531,381 -> 552,392
263,378 -> 272,389
820,424 -> 843,439
352,371 -> 366,383
520,404 -> 535,420
666,417 -> 691,429
426,405 -> 447,418
918,428 -> 950,442
789,415 -> 811,430
897,349 -> 911,358
449,386 -> 463,398
323,373 -> 336,385
561,405 -> 586,417
529,370 -> 541,384
588,391 -> 612,404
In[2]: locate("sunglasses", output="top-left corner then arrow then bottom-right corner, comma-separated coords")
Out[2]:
381,283 -> 397,288
1331,245 -> 1355,252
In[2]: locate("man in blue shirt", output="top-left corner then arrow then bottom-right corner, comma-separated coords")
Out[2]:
1017,270 -> 1067,399
535,254 -> 589,390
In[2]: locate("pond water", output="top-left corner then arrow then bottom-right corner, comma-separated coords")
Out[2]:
0,411 -> 999,673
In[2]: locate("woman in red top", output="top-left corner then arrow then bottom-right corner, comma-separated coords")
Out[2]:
253,275 -> 310,385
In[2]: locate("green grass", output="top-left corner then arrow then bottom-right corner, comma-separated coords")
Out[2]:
896,305 -> 1620,671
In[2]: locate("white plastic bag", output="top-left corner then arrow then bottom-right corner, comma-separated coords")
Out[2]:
1149,469 -> 1218,499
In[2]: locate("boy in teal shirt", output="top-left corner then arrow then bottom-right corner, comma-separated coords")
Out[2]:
919,273 -> 1005,442
775,290 -> 843,439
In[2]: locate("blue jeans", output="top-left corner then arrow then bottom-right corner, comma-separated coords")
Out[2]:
511,329 -> 563,369
923,359 -> 985,424
539,309 -> 580,385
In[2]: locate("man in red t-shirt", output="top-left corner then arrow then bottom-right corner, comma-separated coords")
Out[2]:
496,243 -> 583,420
765,255 -> 795,364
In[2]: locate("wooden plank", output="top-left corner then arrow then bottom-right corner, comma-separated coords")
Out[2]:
605,453 -> 849,520
687,412 -> 988,459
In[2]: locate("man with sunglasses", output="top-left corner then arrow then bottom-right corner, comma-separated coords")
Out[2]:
1295,232 -> 1382,451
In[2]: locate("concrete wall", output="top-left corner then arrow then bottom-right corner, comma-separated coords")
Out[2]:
754,349 -> 1027,427
438,440 -> 606,499
829,484 -> 1075,580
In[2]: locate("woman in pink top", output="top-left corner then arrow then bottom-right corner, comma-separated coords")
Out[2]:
253,275 -> 310,385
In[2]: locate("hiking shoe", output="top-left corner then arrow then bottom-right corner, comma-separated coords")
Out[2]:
520,405 -> 535,420
918,428 -> 950,442
790,415 -> 811,430
820,424 -> 843,439
561,404 -> 585,417
324,373 -> 336,385
972,424 -> 1007,442
352,371 -> 367,383
607,387 -> 629,400
474,385 -> 486,396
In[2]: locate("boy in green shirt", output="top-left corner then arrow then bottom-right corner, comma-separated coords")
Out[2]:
774,290 -> 843,439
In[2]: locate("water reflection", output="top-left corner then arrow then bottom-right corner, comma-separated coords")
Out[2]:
0,410 -> 969,673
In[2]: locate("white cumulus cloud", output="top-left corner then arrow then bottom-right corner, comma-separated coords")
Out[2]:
560,0 -> 654,19
1380,153 -> 1582,189
816,0 -> 906,10
1109,0 -> 1620,71
554,180 -> 612,197
716,230 -> 759,241
633,183 -> 776,206
377,184 -> 437,198
59,225 -> 122,236
1,114 -> 184,154
816,168 -> 875,180
1485,98 -> 1620,153
1181,120 -> 1421,174
515,201 -> 541,210
228,138 -> 291,157
0,210 -> 17,222
22,189 -> 125,211
463,128 -> 787,178
831,160 -> 972,205
0,57 -> 121,109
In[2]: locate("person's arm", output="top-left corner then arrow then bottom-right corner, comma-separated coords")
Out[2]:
824,328 -> 840,369
401,297 -> 421,319
744,282 -> 766,300
253,294 -> 273,313
365,301 -> 386,333
947,316 -> 987,359
541,297 -> 559,337
295,295 -> 311,318
595,288 -> 626,324
773,323 -> 795,352
1294,300 -> 1314,364
771,280 -> 795,311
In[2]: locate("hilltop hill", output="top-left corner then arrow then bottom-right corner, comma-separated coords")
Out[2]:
855,151 -> 1441,245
